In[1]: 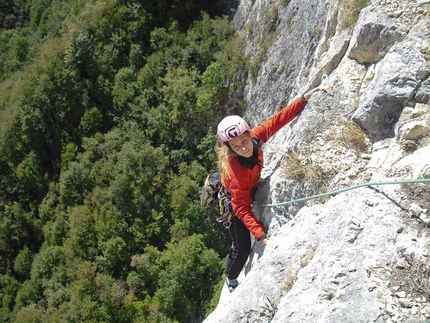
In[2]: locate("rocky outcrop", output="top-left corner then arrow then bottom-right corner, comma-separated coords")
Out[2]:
351,15 -> 429,135
352,39 -> 428,135
207,183 -> 430,323
348,7 -> 406,65
204,0 -> 430,322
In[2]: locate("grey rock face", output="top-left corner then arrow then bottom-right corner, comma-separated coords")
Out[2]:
415,78 -> 430,104
204,0 -> 430,322
238,0 -> 333,126
348,7 -> 405,65
351,8 -> 430,136
206,185 -> 430,323
396,104 -> 430,141
352,41 -> 429,135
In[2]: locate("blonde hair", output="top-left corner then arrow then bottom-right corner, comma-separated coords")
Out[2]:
214,142 -> 236,180
214,131 -> 252,180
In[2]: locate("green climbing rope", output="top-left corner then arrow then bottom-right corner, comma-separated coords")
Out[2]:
255,178 -> 430,207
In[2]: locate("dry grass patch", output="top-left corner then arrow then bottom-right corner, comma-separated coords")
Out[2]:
337,120 -> 369,151
281,150 -> 320,182
280,148 -> 336,197
283,243 -> 318,292
300,243 -> 318,268
390,251 -> 430,300
322,118 -> 369,153
283,269 -> 298,292
280,119 -> 368,201
339,0 -> 371,28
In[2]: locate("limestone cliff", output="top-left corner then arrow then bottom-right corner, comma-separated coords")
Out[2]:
205,0 -> 430,322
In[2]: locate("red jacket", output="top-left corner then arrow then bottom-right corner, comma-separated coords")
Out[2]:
222,96 -> 306,239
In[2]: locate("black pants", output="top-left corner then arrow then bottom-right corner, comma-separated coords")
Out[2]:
225,216 -> 251,280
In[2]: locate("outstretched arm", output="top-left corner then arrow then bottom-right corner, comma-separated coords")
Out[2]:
302,85 -> 334,102
260,85 -> 334,248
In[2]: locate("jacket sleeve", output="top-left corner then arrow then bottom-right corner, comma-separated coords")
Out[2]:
227,159 -> 266,240
252,96 -> 306,143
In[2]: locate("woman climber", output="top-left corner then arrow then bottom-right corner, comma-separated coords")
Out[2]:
215,85 -> 334,292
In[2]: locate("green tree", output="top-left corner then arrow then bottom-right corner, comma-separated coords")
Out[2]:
0,274 -> 20,311
63,205 -> 97,259
2,31 -> 31,73
0,1 -> 247,321
196,127 -> 218,170
0,202 -> 43,275
65,29 -> 95,78
14,279 -> 43,311
0,0 -> 29,30
59,160 -> 93,207
128,245 -> 161,296
14,304 -> 44,323
155,234 -> 223,322
112,67 -> 138,116
14,246 -> 33,280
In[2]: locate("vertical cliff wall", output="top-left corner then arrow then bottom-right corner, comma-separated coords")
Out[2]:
204,0 -> 430,322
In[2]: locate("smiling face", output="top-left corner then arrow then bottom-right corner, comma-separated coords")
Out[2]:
228,133 -> 253,158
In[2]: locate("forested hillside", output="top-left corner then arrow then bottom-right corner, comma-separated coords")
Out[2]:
0,0 -> 248,321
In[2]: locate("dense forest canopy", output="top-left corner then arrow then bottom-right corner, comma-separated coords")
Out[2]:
0,0 -> 251,321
